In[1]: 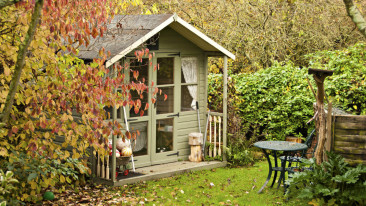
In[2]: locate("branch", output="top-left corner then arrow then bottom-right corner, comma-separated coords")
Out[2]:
343,0 -> 366,38
0,0 -> 44,127
0,0 -> 22,9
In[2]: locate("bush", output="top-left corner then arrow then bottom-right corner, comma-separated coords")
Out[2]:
1,151 -> 88,203
0,170 -> 19,205
208,43 -> 366,165
209,62 -> 315,141
307,43 -> 366,115
286,152 -> 366,205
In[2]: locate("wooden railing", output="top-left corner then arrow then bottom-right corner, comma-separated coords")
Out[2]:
206,112 -> 224,158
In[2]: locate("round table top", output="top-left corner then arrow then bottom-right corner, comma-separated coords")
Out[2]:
254,141 -> 308,151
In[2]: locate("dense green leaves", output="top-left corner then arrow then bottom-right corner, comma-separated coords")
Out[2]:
209,62 -> 314,143
209,43 -> 366,148
307,43 -> 366,115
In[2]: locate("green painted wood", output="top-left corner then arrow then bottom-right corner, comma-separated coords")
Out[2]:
110,26 -> 213,168
160,27 -> 204,54
223,56 -> 228,161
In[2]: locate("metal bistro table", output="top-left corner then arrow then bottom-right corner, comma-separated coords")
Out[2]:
254,141 -> 308,193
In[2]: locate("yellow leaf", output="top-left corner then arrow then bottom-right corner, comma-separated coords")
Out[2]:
26,97 -> 32,104
72,152 -> 80,159
60,175 -> 65,183
44,132 -> 49,139
0,147 -> 8,156
353,105 -> 357,110
4,67 -> 10,76
44,178 -> 50,186
30,181 -> 37,189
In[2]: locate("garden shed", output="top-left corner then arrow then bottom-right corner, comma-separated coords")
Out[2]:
77,14 -> 235,185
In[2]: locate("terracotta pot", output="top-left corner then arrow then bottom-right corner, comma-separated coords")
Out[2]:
285,136 -> 302,143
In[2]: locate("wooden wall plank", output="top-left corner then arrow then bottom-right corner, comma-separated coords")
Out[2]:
334,122 -> 366,130
334,134 -> 366,143
335,115 -> 366,123
332,115 -> 366,165
334,147 -> 366,155
344,159 -> 366,165
334,129 -> 366,136
340,153 -> 366,160
334,141 -> 366,149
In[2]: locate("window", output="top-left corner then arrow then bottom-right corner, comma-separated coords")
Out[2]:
181,57 -> 198,111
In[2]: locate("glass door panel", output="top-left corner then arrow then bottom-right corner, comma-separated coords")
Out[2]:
156,86 -> 174,114
156,118 -> 174,153
130,121 -> 148,156
124,58 -> 152,167
151,56 -> 179,164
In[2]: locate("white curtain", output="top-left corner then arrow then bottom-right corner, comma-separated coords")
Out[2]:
181,57 -> 198,110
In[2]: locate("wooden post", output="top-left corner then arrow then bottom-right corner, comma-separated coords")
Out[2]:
97,153 -> 100,177
112,65 -> 118,182
209,115 -> 212,157
218,116 -> 222,156
223,56 -> 228,161
308,68 -> 333,165
324,100 -> 333,161
214,116 -> 217,157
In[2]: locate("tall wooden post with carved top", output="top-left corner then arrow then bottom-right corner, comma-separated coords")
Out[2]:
308,68 -> 333,164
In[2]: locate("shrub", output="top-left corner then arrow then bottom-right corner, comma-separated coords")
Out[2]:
1,151 -> 88,203
208,43 -> 366,166
286,152 -> 366,205
0,170 -> 19,205
307,43 -> 366,115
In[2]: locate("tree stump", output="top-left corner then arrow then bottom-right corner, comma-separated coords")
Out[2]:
188,132 -> 203,162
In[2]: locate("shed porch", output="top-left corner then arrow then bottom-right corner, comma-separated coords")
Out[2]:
94,161 -> 227,186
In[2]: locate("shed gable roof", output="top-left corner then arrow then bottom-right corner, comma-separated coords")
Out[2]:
77,14 -> 235,67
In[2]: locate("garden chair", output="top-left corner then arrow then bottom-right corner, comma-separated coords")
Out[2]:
280,129 -> 316,165
272,129 -> 316,187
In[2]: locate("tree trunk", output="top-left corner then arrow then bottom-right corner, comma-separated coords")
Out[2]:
343,0 -> 366,38
0,0 -> 44,128
314,78 -> 326,165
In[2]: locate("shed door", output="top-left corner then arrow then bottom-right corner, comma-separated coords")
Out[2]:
126,55 -> 180,167
151,55 -> 180,164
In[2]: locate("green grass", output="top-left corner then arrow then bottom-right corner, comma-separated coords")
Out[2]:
112,161 -> 306,205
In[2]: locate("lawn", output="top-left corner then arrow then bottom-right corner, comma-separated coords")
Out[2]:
43,161 -> 306,205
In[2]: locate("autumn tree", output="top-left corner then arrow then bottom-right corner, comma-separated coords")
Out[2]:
153,0 -> 365,73
0,0 -> 157,202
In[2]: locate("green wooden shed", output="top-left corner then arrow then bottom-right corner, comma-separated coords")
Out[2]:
78,14 -> 235,186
